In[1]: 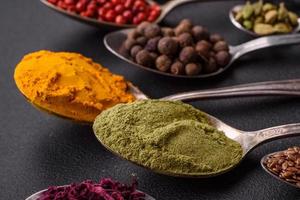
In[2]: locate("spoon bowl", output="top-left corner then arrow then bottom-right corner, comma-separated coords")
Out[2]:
261,151 -> 300,189
95,107 -> 300,178
39,0 -> 199,29
229,5 -> 300,37
24,79 -> 300,123
104,28 -> 300,78
25,186 -> 155,200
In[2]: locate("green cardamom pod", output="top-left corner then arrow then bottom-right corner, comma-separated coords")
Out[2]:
253,0 -> 263,16
262,3 -> 276,12
265,10 -> 278,24
278,3 -> 288,21
288,11 -> 299,26
235,11 -> 244,22
254,16 -> 264,24
242,1 -> 254,20
274,23 -> 292,33
254,23 -> 274,35
243,20 -> 253,30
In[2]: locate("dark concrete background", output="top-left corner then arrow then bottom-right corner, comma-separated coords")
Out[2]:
0,0 -> 300,199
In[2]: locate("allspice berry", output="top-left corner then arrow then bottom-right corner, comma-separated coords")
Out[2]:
213,41 -> 229,52
161,27 -> 175,37
130,45 -> 143,58
145,36 -> 161,52
215,51 -> 231,66
136,36 -> 147,46
158,37 -> 178,55
128,30 -> 140,39
185,63 -> 202,75
170,61 -> 185,75
210,33 -> 224,43
137,21 -> 151,35
144,24 -> 161,39
177,33 -> 194,47
136,50 -> 154,67
203,57 -> 218,73
179,46 -> 197,64
156,55 -> 172,72
192,25 -> 209,41
124,38 -> 137,50
175,19 -> 193,36
195,40 -> 211,58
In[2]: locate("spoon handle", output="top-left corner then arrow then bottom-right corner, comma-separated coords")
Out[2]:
231,34 -> 300,59
162,79 -> 300,101
254,123 -> 300,146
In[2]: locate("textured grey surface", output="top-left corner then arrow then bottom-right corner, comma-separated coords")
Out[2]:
0,0 -> 300,199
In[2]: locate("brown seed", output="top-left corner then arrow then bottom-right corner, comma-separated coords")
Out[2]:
124,38 -> 137,50
158,37 -> 178,55
161,27 -> 175,37
177,33 -> 194,48
130,45 -> 143,58
195,40 -> 211,58
185,63 -> 202,75
145,36 -> 161,52
156,55 -> 172,72
179,46 -> 197,64
175,19 -> 193,36
282,161 -> 289,170
136,36 -> 148,46
128,29 -> 141,39
136,50 -> 154,67
136,21 -> 152,35
203,57 -> 218,74
210,33 -> 224,43
192,25 -> 209,41
144,24 -> 161,39
213,41 -> 229,52
170,61 -> 185,75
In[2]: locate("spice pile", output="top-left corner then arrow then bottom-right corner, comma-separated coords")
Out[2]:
37,178 -> 145,200
122,19 -> 231,76
263,147 -> 300,187
14,51 -> 134,122
93,100 -> 243,176
47,0 -> 161,25
234,1 -> 299,35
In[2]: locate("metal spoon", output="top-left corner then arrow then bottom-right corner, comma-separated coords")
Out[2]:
26,187 -> 155,200
261,151 -> 300,189
25,79 -> 300,123
104,29 -> 300,78
39,0 -> 199,29
96,109 -> 300,178
229,5 -> 300,37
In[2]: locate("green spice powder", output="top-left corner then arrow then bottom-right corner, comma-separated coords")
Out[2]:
93,100 -> 243,176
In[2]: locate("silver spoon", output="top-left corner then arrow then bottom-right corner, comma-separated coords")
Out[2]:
26,187 -> 155,200
229,5 -> 300,37
261,151 -> 300,189
39,0 -> 200,29
95,109 -> 300,178
24,79 -> 300,123
104,29 -> 300,78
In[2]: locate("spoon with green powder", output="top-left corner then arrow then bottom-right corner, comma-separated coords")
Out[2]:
93,100 -> 300,178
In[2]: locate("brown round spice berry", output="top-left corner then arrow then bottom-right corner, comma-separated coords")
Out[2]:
210,33 -> 224,43
130,45 -> 143,58
203,57 -> 218,73
192,25 -> 209,41
156,55 -> 172,72
177,33 -> 194,48
144,24 -> 161,39
158,37 -> 178,55
145,36 -> 161,52
136,50 -> 154,67
179,46 -> 197,64
185,63 -> 202,75
215,51 -> 231,66
195,40 -> 211,58
213,41 -> 229,52
161,27 -> 175,37
128,30 -> 140,39
124,38 -> 137,50
170,61 -> 185,75
136,21 -> 151,35
136,37 -> 147,46
175,19 -> 193,36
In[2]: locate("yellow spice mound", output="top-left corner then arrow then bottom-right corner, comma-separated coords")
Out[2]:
14,50 -> 135,122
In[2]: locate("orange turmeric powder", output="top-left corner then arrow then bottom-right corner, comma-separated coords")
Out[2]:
14,50 -> 135,122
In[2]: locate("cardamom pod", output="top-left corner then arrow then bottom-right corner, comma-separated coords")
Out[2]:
253,0 -> 263,16
265,10 -> 278,24
243,20 -> 253,29
242,1 -> 254,20
254,16 -> 264,24
278,3 -> 288,21
235,11 -> 244,23
262,3 -> 276,12
288,11 -> 299,26
274,23 -> 292,33
254,23 -> 274,35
